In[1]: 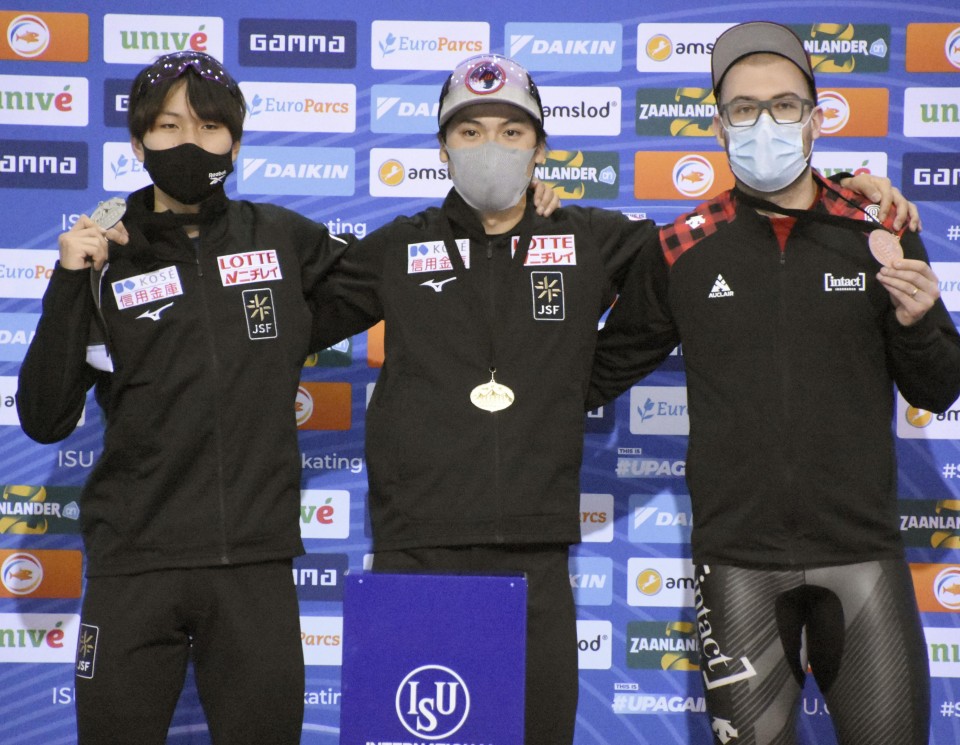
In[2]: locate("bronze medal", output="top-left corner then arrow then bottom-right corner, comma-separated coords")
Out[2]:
868,230 -> 903,267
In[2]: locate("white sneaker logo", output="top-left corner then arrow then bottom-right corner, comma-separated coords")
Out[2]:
708,275 -> 734,299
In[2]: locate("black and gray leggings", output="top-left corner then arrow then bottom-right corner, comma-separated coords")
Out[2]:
695,559 -> 929,745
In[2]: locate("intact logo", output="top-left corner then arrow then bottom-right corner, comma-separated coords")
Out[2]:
396,665 -> 470,739
506,22 -> 622,72
371,20 -> 488,70
627,620 -> 699,670
300,489 -> 350,540
111,266 -> 183,310
708,274 -> 733,298
570,555 -> 612,606
534,150 -> 619,200
371,85 -> 439,134
242,288 -> 277,340
629,493 -> 692,544
239,18 -> 356,69
293,553 -> 348,602
102,14 -> 223,64
629,386 -> 689,436
2,12 -> 88,62
296,383 -> 352,431
823,272 -> 865,292
627,557 -> 696,607
531,272 -> 565,321
577,620 -> 613,670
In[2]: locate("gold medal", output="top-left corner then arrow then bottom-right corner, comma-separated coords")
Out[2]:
868,230 -> 903,267
470,369 -> 514,412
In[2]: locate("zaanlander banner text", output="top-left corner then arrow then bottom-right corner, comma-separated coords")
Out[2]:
1,1 -> 959,743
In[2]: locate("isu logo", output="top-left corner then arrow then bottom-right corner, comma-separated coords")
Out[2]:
395,664 -> 470,739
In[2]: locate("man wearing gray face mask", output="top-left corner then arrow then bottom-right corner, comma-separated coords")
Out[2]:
588,21 -> 960,745
311,52 -> 919,744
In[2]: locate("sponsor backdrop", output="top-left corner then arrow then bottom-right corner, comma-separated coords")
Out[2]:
0,1 -> 958,743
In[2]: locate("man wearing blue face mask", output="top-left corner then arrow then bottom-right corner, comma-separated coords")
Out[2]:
587,21 -> 960,745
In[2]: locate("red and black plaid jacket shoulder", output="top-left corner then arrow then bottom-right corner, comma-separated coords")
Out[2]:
659,190 -> 738,267
818,174 -> 902,233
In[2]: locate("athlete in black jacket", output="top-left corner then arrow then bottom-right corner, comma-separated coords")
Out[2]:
589,23 -> 960,745
17,53 -> 350,745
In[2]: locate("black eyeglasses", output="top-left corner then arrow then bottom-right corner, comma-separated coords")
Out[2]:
719,97 -> 816,127
133,51 -> 240,100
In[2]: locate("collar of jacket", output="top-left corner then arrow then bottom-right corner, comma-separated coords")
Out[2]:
113,185 -> 231,265
442,186 -> 539,240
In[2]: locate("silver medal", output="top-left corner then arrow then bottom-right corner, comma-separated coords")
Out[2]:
470,369 -> 514,412
90,197 -> 126,230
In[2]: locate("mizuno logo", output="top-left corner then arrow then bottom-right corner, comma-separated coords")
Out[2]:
137,302 -> 174,322
420,277 -> 457,292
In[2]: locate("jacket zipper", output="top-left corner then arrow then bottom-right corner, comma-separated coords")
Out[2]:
193,236 -> 231,563
487,238 -> 505,542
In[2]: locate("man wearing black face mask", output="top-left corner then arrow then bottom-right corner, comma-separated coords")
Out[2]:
15,52 -> 355,744
588,22 -> 960,745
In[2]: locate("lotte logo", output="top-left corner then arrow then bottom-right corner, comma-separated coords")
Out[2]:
395,665 -> 471,740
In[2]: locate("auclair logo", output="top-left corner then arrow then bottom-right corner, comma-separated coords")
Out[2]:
823,272 -> 866,292
506,22 -> 622,72
395,665 -> 470,739
239,18 -> 356,69
371,20 -> 489,70
103,14 -> 223,64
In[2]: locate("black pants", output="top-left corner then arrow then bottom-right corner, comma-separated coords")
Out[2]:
374,544 -> 578,745
695,559 -> 929,745
75,561 -> 304,744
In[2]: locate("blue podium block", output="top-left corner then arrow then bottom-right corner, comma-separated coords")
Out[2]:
340,572 -> 527,744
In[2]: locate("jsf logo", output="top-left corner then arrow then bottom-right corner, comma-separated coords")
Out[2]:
395,665 -> 470,739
